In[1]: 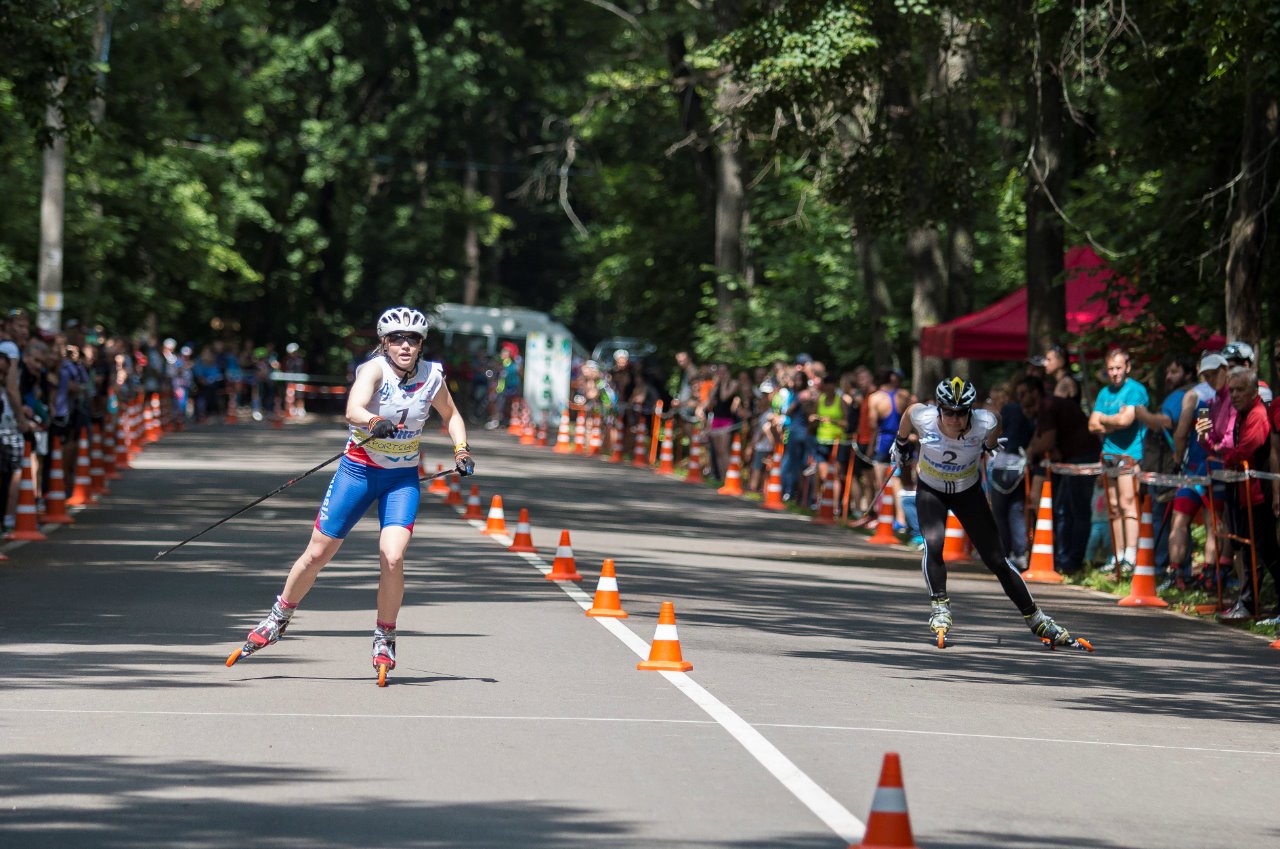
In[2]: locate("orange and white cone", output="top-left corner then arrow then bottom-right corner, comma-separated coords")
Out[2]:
536,417 -> 549,447
103,416 -> 121,480
762,445 -> 785,509
444,474 -> 462,505
7,443 -> 47,541
67,433 -> 95,507
520,418 -> 536,446
632,421 -> 649,468
427,464 -> 450,494
508,508 -> 537,553
1024,478 -> 1064,583
546,530 -> 582,581
941,512 -> 970,562
89,425 -> 109,498
717,435 -> 744,495
481,495 -> 507,535
587,414 -> 603,456
572,411 -> 587,453
812,468 -> 838,525
553,410 -> 574,453
115,409 -> 132,470
586,558 -> 628,618
1119,493 -> 1168,607
607,420 -> 625,464
147,393 -> 163,442
637,601 -> 692,671
867,491 -> 898,545
41,437 -> 74,525
656,422 -> 675,475
852,752 -> 920,849
462,485 -> 484,520
685,426 -> 706,484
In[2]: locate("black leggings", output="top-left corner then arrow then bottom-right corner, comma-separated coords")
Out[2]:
916,480 -> 1037,615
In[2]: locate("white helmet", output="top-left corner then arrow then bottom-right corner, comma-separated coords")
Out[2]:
376,306 -> 428,338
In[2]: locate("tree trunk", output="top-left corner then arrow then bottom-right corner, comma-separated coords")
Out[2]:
712,69 -> 747,343
909,225 -> 947,397
84,5 -> 111,323
37,80 -> 68,335
1024,34 -> 1067,354
462,155 -> 481,306
856,230 -> 894,368
1224,79 -> 1279,348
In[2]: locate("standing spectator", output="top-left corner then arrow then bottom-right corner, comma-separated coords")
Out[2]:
1132,355 -> 1196,579
706,364 -> 739,480
0,353 -> 22,527
813,372 -> 848,501
866,368 -> 910,526
1198,368 -> 1280,621
1043,344 -> 1082,401
1020,375 -> 1101,575
1088,349 -> 1149,572
1220,341 -> 1271,403
780,368 -> 813,502
192,345 -> 224,423
991,379 -> 1036,570
1168,353 -> 1228,588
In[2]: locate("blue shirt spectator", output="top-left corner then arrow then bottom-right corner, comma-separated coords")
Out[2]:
1094,376 -> 1149,460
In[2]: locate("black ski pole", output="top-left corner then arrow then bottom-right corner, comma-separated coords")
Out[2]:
154,434 -> 375,560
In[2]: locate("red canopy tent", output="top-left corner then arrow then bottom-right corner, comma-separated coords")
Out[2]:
920,246 -> 1219,360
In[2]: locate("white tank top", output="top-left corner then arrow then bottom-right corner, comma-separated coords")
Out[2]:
911,405 -> 998,494
345,357 -> 444,469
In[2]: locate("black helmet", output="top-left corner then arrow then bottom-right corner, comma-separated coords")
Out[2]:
935,376 -> 978,411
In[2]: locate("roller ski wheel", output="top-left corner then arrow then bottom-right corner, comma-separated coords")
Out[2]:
934,629 -> 949,649
226,646 -> 248,667
1040,635 -> 1095,653
377,663 -> 389,687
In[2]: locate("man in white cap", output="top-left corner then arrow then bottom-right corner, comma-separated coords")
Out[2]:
1166,352 -> 1229,588
1220,341 -> 1271,404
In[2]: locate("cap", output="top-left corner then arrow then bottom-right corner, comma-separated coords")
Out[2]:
163,337 -> 176,348
795,353 -> 814,365
613,349 -> 629,362
1198,353 -> 1228,373
285,342 -> 300,354
1221,341 -> 1255,363
1026,355 -> 1047,368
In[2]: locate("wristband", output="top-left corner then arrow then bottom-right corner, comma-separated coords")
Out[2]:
454,442 -> 469,453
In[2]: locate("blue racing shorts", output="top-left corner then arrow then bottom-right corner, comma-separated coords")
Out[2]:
315,456 -> 421,539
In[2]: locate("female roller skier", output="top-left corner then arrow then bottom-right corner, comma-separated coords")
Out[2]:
891,376 -> 1090,650
227,306 -> 475,681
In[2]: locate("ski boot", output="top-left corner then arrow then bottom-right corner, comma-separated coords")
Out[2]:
929,595 -> 952,648
372,624 -> 397,687
1025,608 -> 1093,652
226,598 -> 295,666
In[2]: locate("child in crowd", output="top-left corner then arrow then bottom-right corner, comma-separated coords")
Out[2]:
1085,477 -> 1113,568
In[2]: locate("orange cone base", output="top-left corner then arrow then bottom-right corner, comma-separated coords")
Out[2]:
508,540 -> 536,553
586,607 -> 628,619
6,529 -> 47,542
637,658 -> 692,672
39,514 -> 75,525
1118,595 -> 1169,608
545,566 -> 582,581
1023,565 -> 1064,583
1270,639 -> 1280,650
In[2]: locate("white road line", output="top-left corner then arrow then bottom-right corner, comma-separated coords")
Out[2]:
442,494 -> 866,845
8,707 -> 1276,759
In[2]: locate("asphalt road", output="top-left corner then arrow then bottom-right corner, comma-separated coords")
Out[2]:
1,419 -> 1277,848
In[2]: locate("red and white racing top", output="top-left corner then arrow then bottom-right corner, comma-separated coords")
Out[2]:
345,357 -> 444,470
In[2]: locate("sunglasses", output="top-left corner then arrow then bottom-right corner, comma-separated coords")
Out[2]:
939,407 -> 968,419
385,333 -> 423,346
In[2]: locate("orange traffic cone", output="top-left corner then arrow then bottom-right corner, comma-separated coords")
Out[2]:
1024,478 -> 1065,583
115,409 -> 132,470
762,445 -> 785,509
103,416 -> 121,480
147,393 -> 163,442
572,411 -> 587,453
717,435 -> 744,495
507,399 -> 523,436
685,426 -> 706,484
89,425 -> 109,498
462,485 -> 484,520
941,512 -> 970,562
812,468 -> 838,525
587,414 -> 603,456
41,437 -> 74,525
520,418 -> 536,446
546,530 -> 583,581
536,417 -> 549,447
867,490 -> 899,545
445,474 -> 462,505
607,420 -> 624,463
67,433 -> 95,507
852,752 -> 920,849
1119,493 -> 1169,608
481,495 -> 507,535
508,508 -> 537,552
631,421 -> 649,468
638,601 -> 692,671
656,422 -> 675,475
553,410 -> 574,453
586,558 -> 628,618
7,443 -> 47,541
427,464 -> 450,494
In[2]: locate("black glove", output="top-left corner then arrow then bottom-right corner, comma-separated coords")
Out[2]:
368,416 -> 396,439
889,437 -> 915,467
454,443 -> 475,476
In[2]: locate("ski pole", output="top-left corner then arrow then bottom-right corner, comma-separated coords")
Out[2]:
154,434 -> 376,560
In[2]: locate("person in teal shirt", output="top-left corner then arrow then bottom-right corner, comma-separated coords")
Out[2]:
1088,348 -> 1149,571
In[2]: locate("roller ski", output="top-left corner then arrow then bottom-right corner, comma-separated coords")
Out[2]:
372,625 -> 396,687
226,598 -> 294,666
929,595 -> 952,648
1025,608 -> 1093,653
